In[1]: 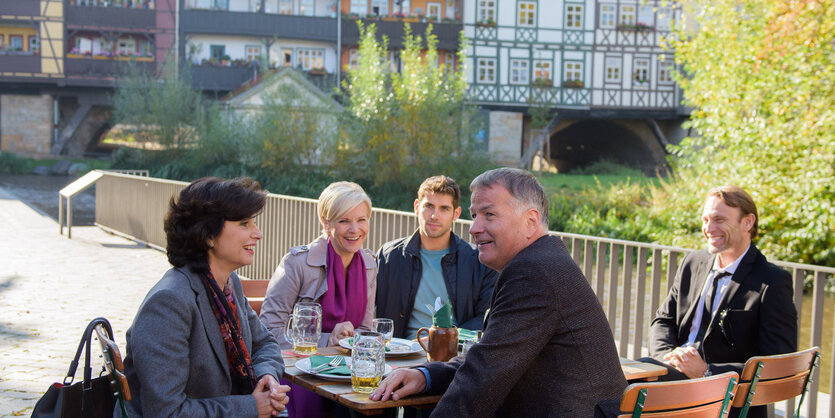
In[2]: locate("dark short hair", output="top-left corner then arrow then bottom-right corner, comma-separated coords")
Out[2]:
706,185 -> 758,239
164,177 -> 267,274
471,167 -> 549,226
417,175 -> 461,208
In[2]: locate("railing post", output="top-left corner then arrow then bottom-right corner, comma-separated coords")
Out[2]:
608,243 -> 620,334
632,247 -> 648,359
619,245 -> 634,357
808,271 -> 825,418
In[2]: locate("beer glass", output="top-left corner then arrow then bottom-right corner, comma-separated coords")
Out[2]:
284,302 -> 322,355
372,318 -> 394,345
351,331 -> 385,393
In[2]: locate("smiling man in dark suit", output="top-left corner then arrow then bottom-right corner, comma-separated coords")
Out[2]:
645,185 -> 797,418
369,167 -> 625,417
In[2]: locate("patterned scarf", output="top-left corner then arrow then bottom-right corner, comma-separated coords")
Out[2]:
319,240 -> 368,332
200,271 -> 258,394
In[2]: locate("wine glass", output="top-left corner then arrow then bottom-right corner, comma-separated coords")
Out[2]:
372,318 -> 394,345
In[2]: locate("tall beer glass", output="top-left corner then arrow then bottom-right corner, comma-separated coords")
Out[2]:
284,302 -> 322,355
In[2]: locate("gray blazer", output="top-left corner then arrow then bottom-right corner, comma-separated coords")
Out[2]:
123,266 -> 284,417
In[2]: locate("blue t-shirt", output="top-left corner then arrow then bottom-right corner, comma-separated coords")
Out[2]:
406,247 -> 452,339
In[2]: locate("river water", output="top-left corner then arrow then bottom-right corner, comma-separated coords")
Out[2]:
0,174 -> 96,225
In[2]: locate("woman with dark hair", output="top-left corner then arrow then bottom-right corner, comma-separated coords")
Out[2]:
122,177 -> 290,417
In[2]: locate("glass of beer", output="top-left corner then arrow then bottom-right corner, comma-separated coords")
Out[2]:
284,302 -> 321,355
351,331 -> 385,393
372,318 -> 394,345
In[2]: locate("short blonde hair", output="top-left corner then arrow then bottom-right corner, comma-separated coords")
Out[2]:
318,181 -> 372,231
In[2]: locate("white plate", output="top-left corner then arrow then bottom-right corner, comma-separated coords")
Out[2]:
295,357 -> 393,382
339,337 -> 425,357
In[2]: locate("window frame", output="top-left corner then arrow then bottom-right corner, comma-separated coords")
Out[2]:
509,59 -> 529,85
427,2 -> 442,22
210,44 -> 225,61
604,56 -> 622,83
350,0 -> 367,15
478,0 -> 496,24
619,4 -> 636,25
563,60 -> 583,82
476,57 -> 497,84
656,7 -> 673,31
599,3 -> 616,29
371,0 -> 388,16
297,47 -> 325,70
9,35 -> 24,50
633,57 -> 650,86
245,44 -> 262,62
517,1 -> 536,28
637,5 -> 654,27
658,58 -> 674,84
533,59 -> 551,82
564,3 -> 583,29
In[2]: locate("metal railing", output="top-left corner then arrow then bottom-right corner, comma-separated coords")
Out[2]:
93,171 -> 834,417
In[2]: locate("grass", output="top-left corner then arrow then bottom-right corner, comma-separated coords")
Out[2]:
0,152 -> 111,175
538,172 -> 659,195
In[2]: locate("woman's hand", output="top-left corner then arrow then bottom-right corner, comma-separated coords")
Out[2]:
328,321 -> 355,346
253,375 -> 290,417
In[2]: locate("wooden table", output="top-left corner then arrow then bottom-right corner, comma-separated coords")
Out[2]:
282,347 -> 668,415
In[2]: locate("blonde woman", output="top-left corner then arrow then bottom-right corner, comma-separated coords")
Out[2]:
260,181 -> 377,418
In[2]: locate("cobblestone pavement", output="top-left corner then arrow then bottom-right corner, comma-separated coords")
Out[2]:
0,185 -> 169,417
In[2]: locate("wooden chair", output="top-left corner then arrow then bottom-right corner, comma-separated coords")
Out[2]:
240,279 -> 270,315
733,347 -> 820,418
94,324 -> 131,416
618,371 -> 738,417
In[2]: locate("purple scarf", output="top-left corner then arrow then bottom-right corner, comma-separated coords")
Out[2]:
320,240 -> 368,332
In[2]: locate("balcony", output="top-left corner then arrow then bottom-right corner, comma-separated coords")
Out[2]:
190,64 -> 259,92
66,5 -> 156,30
341,17 -> 463,50
180,9 -> 337,41
65,56 -> 156,84
0,0 -> 40,16
0,53 -> 40,73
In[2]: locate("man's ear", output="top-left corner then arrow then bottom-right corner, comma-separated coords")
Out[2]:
742,213 -> 755,232
525,208 -> 540,237
413,199 -> 421,215
453,206 -> 462,221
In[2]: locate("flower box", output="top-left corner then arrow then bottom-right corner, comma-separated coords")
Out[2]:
532,78 -> 553,88
562,79 -> 584,88
617,23 -> 654,32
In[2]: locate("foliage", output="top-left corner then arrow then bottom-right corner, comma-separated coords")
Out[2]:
0,152 -> 35,174
111,62 -> 205,148
338,23 -> 493,199
653,0 -> 835,266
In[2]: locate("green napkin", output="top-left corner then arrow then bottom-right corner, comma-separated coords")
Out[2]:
309,355 -> 350,375
432,301 -> 454,328
458,328 -> 478,343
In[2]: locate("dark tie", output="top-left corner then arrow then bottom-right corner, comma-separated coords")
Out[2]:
695,270 -> 732,347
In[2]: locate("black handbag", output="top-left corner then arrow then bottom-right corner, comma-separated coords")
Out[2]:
31,317 -> 121,418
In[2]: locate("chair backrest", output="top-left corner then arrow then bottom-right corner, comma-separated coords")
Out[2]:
240,279 -> 269,315
619,371 -> 738,418
94,324 -> 131,415
732,347 -> 820,418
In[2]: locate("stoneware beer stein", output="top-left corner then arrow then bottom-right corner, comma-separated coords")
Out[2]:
416,326 -> 459,362
284,302 -> 322,355
351,331 -> 385,393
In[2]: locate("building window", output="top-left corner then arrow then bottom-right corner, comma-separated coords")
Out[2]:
565,4 -> 583,29
245,45 -> 261,62
509,59 -> 529,85
298,48 -> 324,70
443,52 -> 455,74
637,5 -> 654,28
371,0 -> 388,16
278,0 -> 292,14
478,0 -> 496,24
563,61 -> 583,82
477,58 -> 496,84
656,7 -> 672,31
599,4 -> 616,29
210,45 -> 225,61
533,59 -> 551,82
350,0 -> 366,15
9,35 -> 23,51
29,36 -> 39,53
214,0 -> 229,10
518,2 -> 536,27
427,2 -> 441,21
619,5 -> 635,25
633,57 -> 650,86
138,39 -> 152,57
385,50 -> 400,72
0,35 -> 4,48
116,38 -> 136,55
282,48 -> 293,66
299,0 -> 314,15
605,57 -> 621,82
348,49 -> 360,70
658,58 -> 674,84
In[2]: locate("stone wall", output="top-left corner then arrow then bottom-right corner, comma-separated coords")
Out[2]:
1,94 -> 53,155
488,111 -> 523,166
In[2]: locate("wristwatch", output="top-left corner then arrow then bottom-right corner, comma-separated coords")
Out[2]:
703,365 -> 713,377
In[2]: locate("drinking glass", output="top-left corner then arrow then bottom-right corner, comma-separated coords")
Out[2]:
284,302 -> 322,355
372,318 -> 394,345
351,331 -> 385,393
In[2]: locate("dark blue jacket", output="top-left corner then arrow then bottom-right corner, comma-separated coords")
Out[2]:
375,230 -> 497,339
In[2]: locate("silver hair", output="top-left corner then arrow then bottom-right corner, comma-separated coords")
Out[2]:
470,167 -> 549,226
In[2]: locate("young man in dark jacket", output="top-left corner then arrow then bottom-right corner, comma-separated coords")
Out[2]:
375,176 -> 497,340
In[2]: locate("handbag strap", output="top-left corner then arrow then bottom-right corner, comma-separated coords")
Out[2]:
63,317 -> 114,386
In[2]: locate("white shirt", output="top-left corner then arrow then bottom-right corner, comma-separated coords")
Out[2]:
686,245 -> 751,346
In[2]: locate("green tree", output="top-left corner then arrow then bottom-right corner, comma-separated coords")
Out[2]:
653,0 -> 835,266
339,23 -> 492,202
